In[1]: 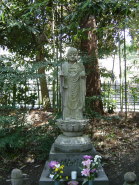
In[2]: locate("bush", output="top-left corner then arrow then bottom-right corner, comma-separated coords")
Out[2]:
0,108 -> 60,161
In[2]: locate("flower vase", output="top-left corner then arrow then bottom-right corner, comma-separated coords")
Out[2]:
88,180 -> 93,185
54,181 -> 60,185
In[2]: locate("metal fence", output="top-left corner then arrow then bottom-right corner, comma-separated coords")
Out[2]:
101,81 -> 139,112
0,80 -> 139,112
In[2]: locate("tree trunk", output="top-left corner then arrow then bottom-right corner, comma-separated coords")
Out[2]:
36,47 -> 51,110
80,16 -> 103,114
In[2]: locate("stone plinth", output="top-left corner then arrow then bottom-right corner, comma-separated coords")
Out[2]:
49,144 -> 96,176
54,134 -> 92,152
39,144 -> 109,185
55,119 -> 91,153
39,162 -> 109,185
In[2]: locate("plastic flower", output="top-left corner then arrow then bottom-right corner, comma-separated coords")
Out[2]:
81,168 -> 90,177
48,161 -> 65,181
60,165 -> 64,169
82,159 -> 92,168
83,155 -> 93,160
54,168 -> 59,172
49,161 -> 59,169
94,155 -> 102,162
90,169 -> 96,173
81,155 -> 102,182
55,164 -> 60,168
49,174 -> 54,179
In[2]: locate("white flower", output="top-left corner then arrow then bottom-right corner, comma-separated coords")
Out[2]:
94,155 -> 102,162
49,174 -> 54,179
95,155 -> 102,159
55,164 -> 60,168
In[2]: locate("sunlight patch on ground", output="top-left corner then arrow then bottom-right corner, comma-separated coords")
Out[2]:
25,110 -> 52,126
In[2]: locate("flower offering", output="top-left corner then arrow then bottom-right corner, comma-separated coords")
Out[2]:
49,161 -> 65,181
81,155 -> 102,184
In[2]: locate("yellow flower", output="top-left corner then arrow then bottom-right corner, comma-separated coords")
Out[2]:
54,168 -> 58,172
66,176 -> 68,180
60,171 -> 63,173
60,165 -> 64,169
60,176 -> 62,179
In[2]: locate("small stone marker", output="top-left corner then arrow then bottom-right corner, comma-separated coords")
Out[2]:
123,172 -> 137,185
11,169 -> 23,185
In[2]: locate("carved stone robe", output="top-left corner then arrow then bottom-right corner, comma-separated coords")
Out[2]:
60,61 -> 86,120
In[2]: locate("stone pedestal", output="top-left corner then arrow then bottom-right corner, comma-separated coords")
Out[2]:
49,144 -> 96,176
56,119 -> 88,137
39,145 -> 109,185
54,134 -> 92,152
39,163 -> 108,185
54,119 -> 92,152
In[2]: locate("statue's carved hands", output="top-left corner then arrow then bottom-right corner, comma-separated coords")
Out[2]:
60,73 -> 64,77
60,74 -> 68,79
80,71 -> 85,78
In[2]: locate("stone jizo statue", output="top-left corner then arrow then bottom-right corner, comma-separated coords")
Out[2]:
123,172 -> 137,185
54,47 -> 92,152
11,169 -> 23,185
60,47 -> 86,120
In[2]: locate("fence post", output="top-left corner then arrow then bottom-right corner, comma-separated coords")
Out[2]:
37,78 -> 41,108
121,81 -> 124,112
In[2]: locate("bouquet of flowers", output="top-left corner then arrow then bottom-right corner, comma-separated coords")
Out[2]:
49,161 -> 65,181
81,155 -> 102,184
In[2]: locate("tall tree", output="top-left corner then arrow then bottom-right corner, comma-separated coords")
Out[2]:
80,16 -> 103,113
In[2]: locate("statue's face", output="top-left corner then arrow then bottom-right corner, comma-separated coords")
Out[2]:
67,51 -> 78,63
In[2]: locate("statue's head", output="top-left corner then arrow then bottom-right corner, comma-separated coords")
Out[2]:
66,47 -> 78,63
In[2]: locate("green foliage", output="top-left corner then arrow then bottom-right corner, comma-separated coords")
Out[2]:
0,54 -> 55,107
0,52 -> 57,160
102,83 -> 117,113
27,118 -> 60,160
85,96 -> 103,119
100,67 -> 115,81
61,0 -> 138,57
0,108 -> 60,160
0,108 -> 26,153
15,83 -> 37,106
0,0 -> 53,56
130,86 -> 139,102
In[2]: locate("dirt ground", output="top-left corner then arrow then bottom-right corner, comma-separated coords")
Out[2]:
0,111 -> 139,185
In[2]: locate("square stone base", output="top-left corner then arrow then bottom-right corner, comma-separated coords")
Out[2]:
39,161 -> 108,185
39,144 -> 109,185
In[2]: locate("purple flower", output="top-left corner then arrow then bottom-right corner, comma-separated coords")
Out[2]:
82,159 -> 92,168
48,161 -> 59,169
90,169 -> 96,173
83,155 -> 93,160
81,168 -> 90,177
